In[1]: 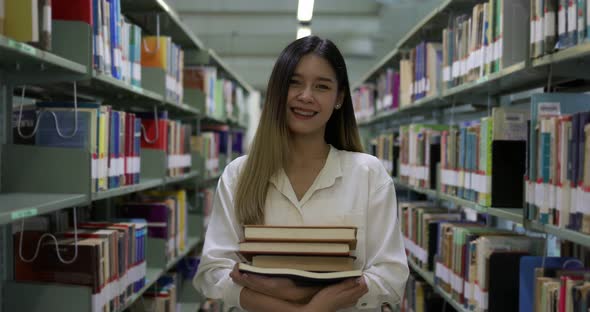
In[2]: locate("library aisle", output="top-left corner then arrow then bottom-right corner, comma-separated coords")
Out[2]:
354,0 -> 590,311
1,0 -> 590,311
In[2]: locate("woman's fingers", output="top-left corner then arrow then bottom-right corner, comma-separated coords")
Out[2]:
340,279 -> 369,306
230,264 -> 248,286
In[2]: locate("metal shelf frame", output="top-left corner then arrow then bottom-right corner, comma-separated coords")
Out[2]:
407,259 -> 470,312
0,3 -> 252,311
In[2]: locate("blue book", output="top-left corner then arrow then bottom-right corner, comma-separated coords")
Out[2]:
109,0 -> 121,79
558,0 -> 570,48
12,104 -> 37,145
109,110 -> 120,188
567,0 -> 579,46
92,0 -> 103,71
113,218 -> 147,292
519,256 -> 582,312
36,110 -> 92,149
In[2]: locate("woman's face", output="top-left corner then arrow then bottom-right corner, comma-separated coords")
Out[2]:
286,54 -> 342,138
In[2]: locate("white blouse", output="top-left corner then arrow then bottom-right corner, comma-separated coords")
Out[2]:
193,145 -> 409,311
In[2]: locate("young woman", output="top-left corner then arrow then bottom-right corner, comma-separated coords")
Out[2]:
194,36 -> 409,312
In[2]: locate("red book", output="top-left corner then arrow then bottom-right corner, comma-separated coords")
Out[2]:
139,111 -> 169,151
125,113 -> 135,185
52,0 -> 93,25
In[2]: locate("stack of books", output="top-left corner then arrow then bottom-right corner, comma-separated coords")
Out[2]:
237,225 -> 362,284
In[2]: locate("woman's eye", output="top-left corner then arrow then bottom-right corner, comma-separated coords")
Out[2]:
289,79 -> 300,85
316,84 -> 330,90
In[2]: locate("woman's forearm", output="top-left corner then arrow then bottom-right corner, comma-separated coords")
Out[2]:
240,287 -> 308,312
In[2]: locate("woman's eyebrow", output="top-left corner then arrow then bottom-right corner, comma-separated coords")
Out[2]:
317,77 -> 336,83
292,72 -> 335,83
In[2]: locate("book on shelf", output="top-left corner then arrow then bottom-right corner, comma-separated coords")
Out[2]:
402,275 -> 446,312
532,266 -> 590,311
518,256 -> 583,312
399,55 -> 413,108
122,201 -> 176,260
237,263 -> 362,286
141,189 -> 188,254
352,83 -> 375,121
438,107 -> 529,208
399,124 -> 448,190
4,0 -> 43,47
129,273 -> 178,312
51,0 -> 143,85
13,217 -> 149,312
434,222 -> 545,310
371,132 -> 399,177
400,203 -> 462,271
526,93 -> 590,233
23,102 -> 143,192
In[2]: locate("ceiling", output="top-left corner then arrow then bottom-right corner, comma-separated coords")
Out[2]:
170,0 -> 443,92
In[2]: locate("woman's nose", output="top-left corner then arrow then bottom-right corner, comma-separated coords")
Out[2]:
298,85 -> 313,103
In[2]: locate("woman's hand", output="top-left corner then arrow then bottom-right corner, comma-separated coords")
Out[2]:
303,277 -> 369,312
230,264 -> 322,303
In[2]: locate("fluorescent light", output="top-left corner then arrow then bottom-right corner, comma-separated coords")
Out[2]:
297,26 -> 312,39
297,0 -> 314,22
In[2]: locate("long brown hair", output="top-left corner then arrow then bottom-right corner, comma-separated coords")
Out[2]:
235,36 -> 363,225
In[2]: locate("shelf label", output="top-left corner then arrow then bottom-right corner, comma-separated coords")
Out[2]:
548,184 -> 556,209
535,19 -> 544,44
451,272 -> 463,293
538,102 -> 562,117
526,180 -> 534,204
580,188 -> 590,214
546,12 -> 556,38
529,20 -> 537,44
535,182 -> 546,207
570,187 -> 579,214
7,39 -> 37,56
11,208 -> 39,220
568,4 -> 577,33
558,7 -> 566,36
443,66 -> 451,82
464,280 -> 473,301
400,164 -> 410,177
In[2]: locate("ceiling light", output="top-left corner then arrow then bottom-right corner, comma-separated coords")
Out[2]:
297,0 -> 315,22
297,26 -> 312,39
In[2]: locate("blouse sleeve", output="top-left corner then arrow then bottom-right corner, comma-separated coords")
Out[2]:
193,163 -> 244,309
356,178 -> 409,309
